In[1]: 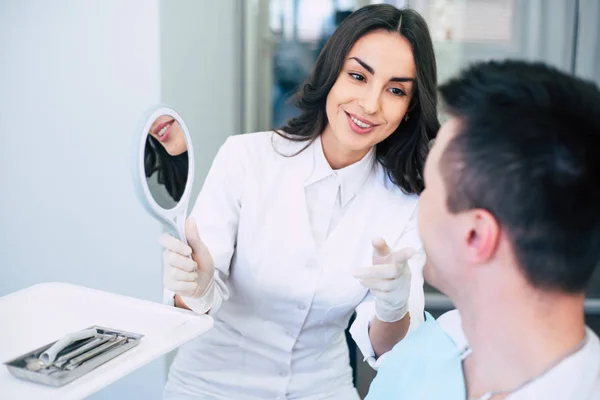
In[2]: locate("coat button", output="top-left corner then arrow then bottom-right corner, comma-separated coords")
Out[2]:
279,370 -> 288,377
297,303 -> 306,310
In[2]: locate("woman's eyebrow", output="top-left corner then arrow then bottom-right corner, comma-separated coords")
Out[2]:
349,56 -> 415,83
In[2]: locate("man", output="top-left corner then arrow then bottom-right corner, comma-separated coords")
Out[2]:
365,60 -> 600,399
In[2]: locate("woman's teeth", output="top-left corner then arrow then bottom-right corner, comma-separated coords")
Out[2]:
351,116 -> 372,129
157,123 -> 170,137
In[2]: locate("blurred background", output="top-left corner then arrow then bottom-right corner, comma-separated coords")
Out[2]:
1,0 -> 599,398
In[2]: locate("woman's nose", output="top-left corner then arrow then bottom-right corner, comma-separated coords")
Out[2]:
359,87 -> 381,115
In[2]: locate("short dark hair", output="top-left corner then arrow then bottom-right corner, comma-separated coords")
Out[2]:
439,60 -> 600,293
279,4 -> 440,194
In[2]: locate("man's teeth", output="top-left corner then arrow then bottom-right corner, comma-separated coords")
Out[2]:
351,116 -> 371,129
158,124 -> 169,137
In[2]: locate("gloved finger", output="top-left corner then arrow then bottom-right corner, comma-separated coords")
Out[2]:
357,277 -> 401,292
163,249 -> 198,272
352,264 -> 399,280
159,233 -> 192,257
186,218 -> 206,255
185,218 -> 215,267
170,268 -> 199,283
372,237 -> 393,264
372,237 -> 390,254
392,247 -> 417,263
166,280 -> 198,296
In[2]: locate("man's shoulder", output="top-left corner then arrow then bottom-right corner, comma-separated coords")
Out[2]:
364,311 -> 466,400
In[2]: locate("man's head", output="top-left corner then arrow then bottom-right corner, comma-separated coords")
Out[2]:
418,60 -> 600,299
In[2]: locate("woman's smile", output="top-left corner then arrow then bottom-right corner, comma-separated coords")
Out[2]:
152,119 -> 175,143
345,111 -> 380,134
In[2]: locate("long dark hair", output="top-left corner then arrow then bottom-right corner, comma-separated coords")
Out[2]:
278,5 -> 439,194
144,135 -> 188,202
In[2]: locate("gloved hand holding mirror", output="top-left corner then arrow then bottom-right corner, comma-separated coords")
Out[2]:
132,106 -> 214,313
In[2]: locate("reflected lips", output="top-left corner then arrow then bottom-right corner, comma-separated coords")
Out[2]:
152,119 -> 174,143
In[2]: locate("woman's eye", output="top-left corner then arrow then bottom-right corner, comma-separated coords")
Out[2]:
349,73 -> 365,81
389,87 -> 406,96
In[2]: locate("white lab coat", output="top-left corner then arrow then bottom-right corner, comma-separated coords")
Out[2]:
438,310 -> 600,399
163,131 -> 426,400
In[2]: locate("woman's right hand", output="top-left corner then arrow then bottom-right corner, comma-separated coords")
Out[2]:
160,218 -> 215,300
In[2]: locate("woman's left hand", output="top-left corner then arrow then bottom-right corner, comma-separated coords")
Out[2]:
352,238 -> 415,323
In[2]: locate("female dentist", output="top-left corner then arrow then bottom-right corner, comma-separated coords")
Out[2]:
160,4 -> 439,400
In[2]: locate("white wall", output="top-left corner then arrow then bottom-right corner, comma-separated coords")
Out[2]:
160,0 -> 243,202
1,1 -> 244,398
0,1 -> 165,398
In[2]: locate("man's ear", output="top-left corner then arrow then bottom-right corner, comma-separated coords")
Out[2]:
464,209 -> 500,264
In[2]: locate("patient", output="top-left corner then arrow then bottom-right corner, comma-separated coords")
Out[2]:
366,60 -> 600,399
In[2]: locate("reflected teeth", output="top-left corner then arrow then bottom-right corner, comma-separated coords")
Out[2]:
351,116 -> 371,129
158,123 -> 170,137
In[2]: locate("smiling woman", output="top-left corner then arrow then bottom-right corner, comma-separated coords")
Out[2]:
144,114 -> 189,205
159,4 -> 440,400
322,30 -> 417,170
278,5 -> 439,193
148,115 -> 187,156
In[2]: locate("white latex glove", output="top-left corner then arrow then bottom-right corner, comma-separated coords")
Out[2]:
160,218 -> 215,313
352,237 -> 415,323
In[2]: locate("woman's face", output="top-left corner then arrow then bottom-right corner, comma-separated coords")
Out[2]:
148,115 -> 187,156
322,29 -> 416,168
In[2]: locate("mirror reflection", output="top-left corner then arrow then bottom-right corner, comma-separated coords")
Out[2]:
144,115 -> 189,209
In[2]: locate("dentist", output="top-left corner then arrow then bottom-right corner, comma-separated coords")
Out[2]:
160,4 -> 439,400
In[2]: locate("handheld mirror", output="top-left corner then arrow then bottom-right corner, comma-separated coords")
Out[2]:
132,106 -> 194,243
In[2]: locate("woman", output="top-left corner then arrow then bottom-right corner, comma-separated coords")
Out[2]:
161,4 -> 439,399
145,116 -> 188,204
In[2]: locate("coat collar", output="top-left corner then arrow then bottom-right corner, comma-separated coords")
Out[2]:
303,135 -> 376,208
